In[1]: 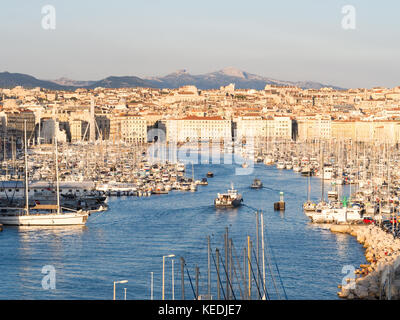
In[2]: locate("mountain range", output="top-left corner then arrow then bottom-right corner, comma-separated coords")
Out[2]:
0,67 -> 345,91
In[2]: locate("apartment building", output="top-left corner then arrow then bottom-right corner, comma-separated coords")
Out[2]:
70,119 -> 88,142
166,116 -> 232,142
235,116 -> 267,139
110,114 -> 147,144
331,120 -> 400,143
269,116 -> 292,140
296,115 -> 332,141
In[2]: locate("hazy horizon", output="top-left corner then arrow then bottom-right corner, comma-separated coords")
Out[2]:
1,0 -> 399,89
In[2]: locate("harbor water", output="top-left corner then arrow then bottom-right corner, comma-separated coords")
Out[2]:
0,160 -> 366,299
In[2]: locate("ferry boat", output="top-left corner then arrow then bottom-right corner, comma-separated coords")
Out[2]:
214,185 -> 243,208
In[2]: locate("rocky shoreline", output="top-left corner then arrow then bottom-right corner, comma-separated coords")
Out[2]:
330,224 -> 400,299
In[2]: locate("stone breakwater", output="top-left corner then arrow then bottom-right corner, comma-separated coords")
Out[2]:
331,224 -> 400,300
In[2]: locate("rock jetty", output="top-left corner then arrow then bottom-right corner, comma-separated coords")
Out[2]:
332,224 -> 400,299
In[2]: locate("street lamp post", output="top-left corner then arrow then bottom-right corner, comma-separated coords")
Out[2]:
113,280 -> 128,300
162,254 -> 175,300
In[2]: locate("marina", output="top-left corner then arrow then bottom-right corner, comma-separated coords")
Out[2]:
0,152 -> 367,300
2,0 -> 400,307
1,137 -> 400,298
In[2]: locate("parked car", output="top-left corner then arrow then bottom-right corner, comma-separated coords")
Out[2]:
363,217 -> 375,224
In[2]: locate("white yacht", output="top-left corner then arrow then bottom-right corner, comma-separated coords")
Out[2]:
0,206 -> 89,226
0,127 -> 90,226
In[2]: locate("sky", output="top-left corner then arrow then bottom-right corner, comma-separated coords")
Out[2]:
0,0 -> 399,88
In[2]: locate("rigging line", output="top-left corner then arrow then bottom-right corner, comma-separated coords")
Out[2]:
251,246 -> 274,300
274,258 -> 288,300
231,260 -> 244,300
184,264 -> 197,300
2,181 -> 10,203
246,251 -> 263,300
219,252 -> 237,300
229,243 -> 244,300
231,243 -> 247,299
241,204 -> 286,298
210,249 -> 226,300
263,244 -> 281,300
263,224 -> 288,299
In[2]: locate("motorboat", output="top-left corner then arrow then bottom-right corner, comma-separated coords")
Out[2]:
250,178 -> 263,189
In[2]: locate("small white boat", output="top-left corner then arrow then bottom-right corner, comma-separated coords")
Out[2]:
276,161 -> 285,169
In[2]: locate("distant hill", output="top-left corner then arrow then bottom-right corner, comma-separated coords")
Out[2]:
0,68 -> 345,91
144,67 -> 344,90
86,76 -> 155,89
50,77 -> 96,87
0,72 -> 74,90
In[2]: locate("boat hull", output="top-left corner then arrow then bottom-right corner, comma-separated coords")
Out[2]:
0,213 -> 89,226
214,198 -> 243,208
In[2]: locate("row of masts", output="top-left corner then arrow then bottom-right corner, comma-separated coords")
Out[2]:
158,210 -> 286,300
22,120 -> 62,215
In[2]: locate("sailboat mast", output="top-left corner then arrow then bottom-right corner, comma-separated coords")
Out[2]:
321,142 -> 324,202
55,137 -> 61,214
260,210 -> 266,299
24,121 -> 29,215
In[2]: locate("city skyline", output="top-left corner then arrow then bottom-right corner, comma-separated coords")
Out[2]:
1,0 -> 400,89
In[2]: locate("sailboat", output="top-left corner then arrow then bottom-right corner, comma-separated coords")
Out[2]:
303,174 -> 316,214
0,123 -> 89,226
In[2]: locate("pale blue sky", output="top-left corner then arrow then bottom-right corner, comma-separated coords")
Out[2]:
0,0 -> 399,88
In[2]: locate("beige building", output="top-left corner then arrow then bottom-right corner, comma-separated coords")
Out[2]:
234,115 -> 293,140
331,120 -> 400,143
110,114 -> 147,144
296,115 -> 332,141
70,120 -> 88,142
166,116 -> 232,142
268,116 -> 292,140
235,116 -> 267,139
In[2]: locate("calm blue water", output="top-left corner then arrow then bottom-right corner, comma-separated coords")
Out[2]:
0,159 -> 366,300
